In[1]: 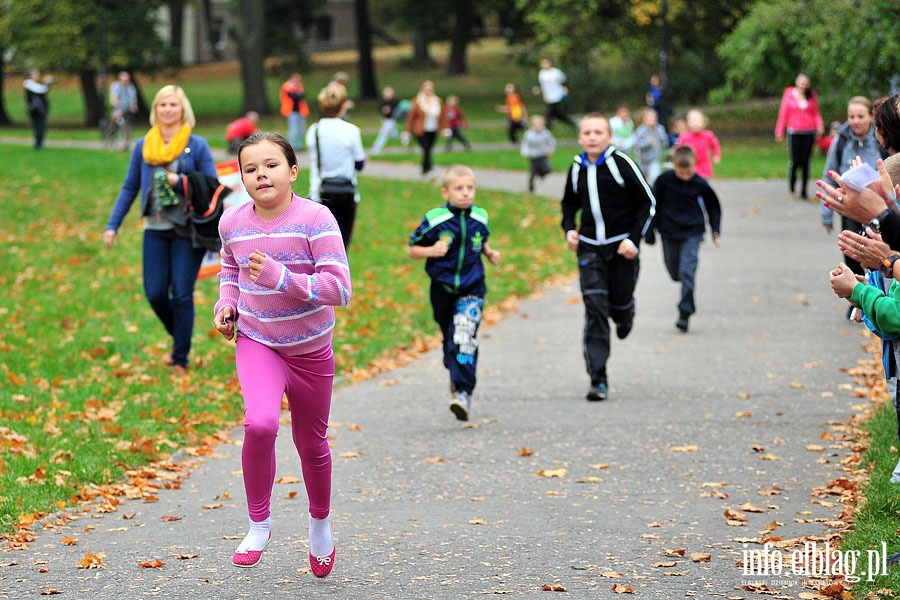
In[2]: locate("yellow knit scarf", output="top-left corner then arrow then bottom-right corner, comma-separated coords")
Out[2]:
142,125 -> 192,166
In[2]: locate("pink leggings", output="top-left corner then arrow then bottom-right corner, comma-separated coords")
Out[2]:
235,336 -> 334,521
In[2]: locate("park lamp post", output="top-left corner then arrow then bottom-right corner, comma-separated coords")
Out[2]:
658,0 -> 670,128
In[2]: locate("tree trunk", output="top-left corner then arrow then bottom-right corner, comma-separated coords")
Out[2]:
168,0 -> 185,65
412,30 -> 431,65
447,0 -> 475,75
0,48 -> 13,126
354,0 -> 378,99
237,0 -> 270,115
79,69 -> 103,128
130,72 -> 151,126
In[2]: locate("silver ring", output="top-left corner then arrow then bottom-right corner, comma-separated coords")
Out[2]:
859,243 -> 864,251
837,195 -> 844,203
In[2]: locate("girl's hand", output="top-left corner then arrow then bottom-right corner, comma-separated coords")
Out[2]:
214,307 -> 236,341
712,233 -> 721,248
248,249 -> 266,282
566,230 -> 579,252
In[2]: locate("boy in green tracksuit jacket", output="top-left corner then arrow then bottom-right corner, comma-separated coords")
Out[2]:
831,257 -> 900,484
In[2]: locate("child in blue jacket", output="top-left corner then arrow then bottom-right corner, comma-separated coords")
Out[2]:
408,165 -> 501,421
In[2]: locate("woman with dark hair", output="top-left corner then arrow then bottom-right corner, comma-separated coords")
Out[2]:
775,72 -> 824,199
874,94 -> 900,156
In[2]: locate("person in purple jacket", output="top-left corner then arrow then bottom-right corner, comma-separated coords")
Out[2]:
103,85 -> 217,371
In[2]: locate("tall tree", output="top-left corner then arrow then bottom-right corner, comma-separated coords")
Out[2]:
518,0 -> 755,105
715,0 -> 900,102
1,0 -> 167,127
167,0 -> 186,65
446,0 -> 475,75
235,0 -> 269,114
0,47 -> 11,126
355,0 -> 378,99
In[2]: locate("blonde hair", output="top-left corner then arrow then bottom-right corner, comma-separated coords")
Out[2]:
149,85 -> 196,128
318,82 -> 348,118
442,164 -> 476,187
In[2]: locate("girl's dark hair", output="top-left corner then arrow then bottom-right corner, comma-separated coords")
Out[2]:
874,94 -> 900,154
238,132 -> 298,169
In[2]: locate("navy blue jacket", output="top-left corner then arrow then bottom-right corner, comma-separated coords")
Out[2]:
106,135 -> 217,232
409,203 -> 491,294
649,169 -> 721,241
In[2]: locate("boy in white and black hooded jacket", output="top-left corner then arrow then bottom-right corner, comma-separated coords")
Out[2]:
561,113 -> 655,402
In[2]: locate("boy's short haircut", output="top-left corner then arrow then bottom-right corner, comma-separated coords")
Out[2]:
318,82 -> 347,117
579,112 -> 609,129
672,145 -> 697,168
442,164 -> 476,187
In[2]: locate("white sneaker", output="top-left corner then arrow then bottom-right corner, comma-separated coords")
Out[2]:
450,391 -> 470,421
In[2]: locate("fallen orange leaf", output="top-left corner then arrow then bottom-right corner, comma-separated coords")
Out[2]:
138,559 -> 165,568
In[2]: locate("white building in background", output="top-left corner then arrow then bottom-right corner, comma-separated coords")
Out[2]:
163,0 -> 356,65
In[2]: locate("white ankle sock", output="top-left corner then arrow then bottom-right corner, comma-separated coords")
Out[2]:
235,516 -> 271,553
309,514 -> 333,556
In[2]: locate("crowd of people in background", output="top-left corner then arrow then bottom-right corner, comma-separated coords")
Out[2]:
38,50 -> 900,580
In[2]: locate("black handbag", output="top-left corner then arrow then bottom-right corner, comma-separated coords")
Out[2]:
315,124 -> 356,199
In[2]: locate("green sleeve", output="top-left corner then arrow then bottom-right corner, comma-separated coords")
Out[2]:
853,281 -> 900,337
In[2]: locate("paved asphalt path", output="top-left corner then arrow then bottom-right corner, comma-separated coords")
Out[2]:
0,150 -> 876,598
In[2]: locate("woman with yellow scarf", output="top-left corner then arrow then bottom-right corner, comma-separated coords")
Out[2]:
103,85 -> 218,371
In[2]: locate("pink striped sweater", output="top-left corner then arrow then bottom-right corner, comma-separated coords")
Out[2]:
214,194 -> 351,356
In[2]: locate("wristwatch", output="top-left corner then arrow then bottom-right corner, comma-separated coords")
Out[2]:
868,208 -> 892,234
880,253 -> 900,278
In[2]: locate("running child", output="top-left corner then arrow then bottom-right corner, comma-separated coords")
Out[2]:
214,132 -> 351,577
407,165 -> 501,421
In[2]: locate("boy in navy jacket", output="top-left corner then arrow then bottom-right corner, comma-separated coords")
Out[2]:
646,145 -> 722,332
408,165 -> 501,421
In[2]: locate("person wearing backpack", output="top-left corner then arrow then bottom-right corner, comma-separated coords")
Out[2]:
102,85 -> 218,372
820,96 -> 885,277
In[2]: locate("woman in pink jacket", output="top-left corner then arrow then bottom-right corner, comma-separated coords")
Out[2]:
775,72 -> 824,199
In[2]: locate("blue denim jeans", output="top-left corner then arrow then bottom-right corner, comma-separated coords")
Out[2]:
661,235 -> 701,317
142,229 -> 206,368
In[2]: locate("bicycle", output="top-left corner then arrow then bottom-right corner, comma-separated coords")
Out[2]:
101,110 -> 134,151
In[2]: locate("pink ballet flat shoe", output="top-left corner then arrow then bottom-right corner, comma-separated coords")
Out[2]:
309,546 -> 336,578
232,533 -> 271,568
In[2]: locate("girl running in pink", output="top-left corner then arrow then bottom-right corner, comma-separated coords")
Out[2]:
214,132 -> 351,577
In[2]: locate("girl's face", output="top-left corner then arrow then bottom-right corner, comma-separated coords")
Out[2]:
155,94 -> 184,127
847,102 -> 873,137
795,74 -> 810,91
240,140 -> 298,216
686,111 -> 704,132
643,111 -> 658,127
